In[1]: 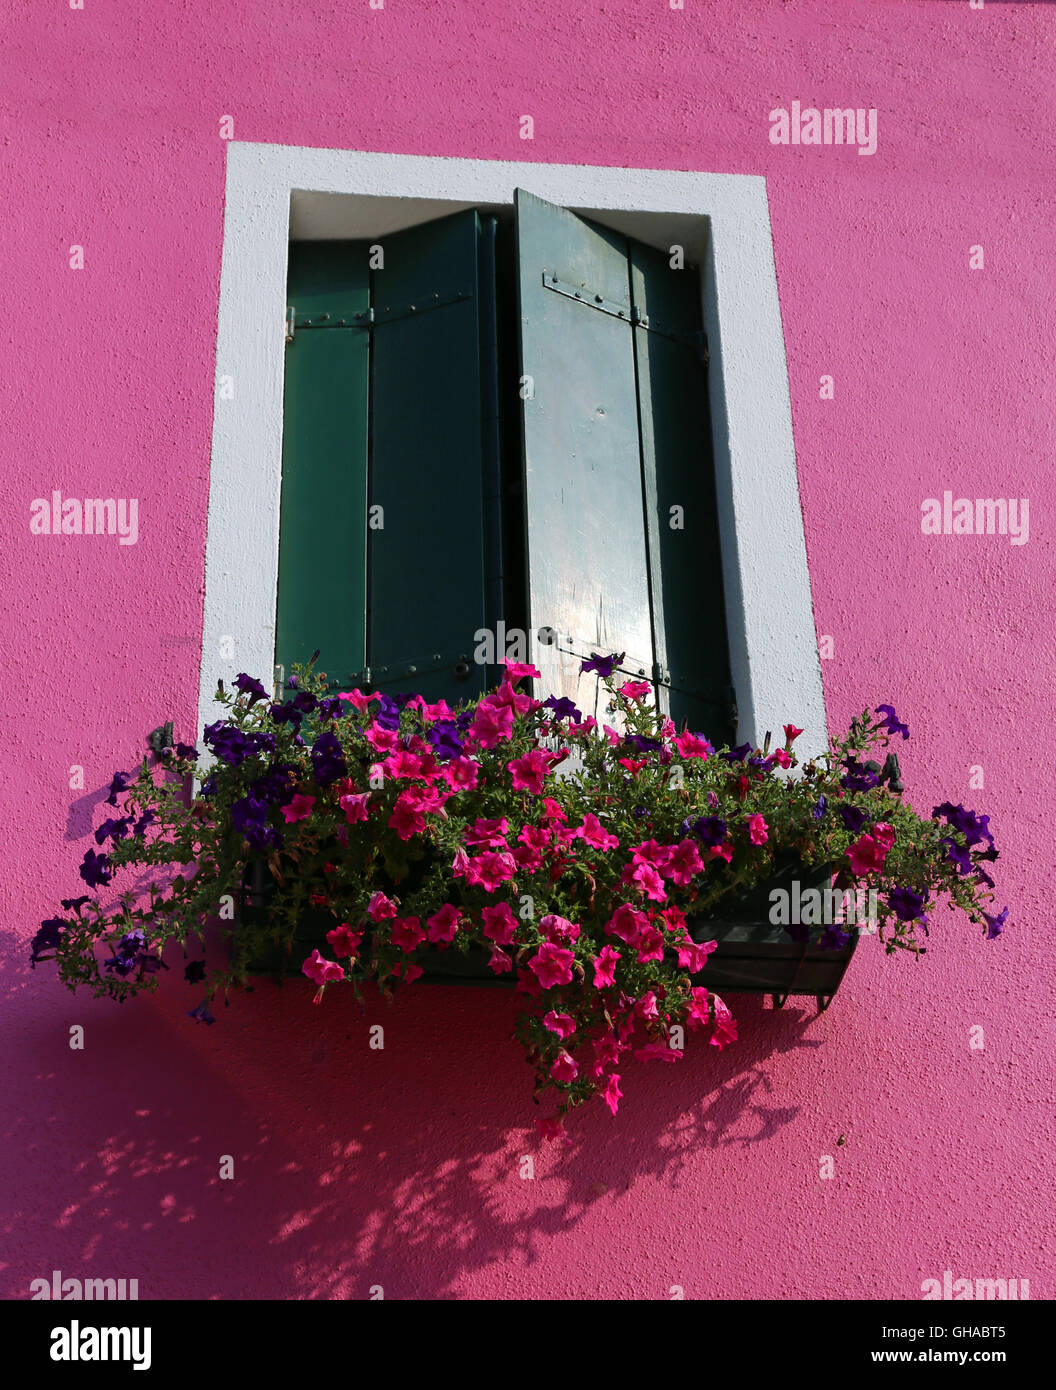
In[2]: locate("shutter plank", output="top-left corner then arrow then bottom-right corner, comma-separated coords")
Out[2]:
369,210 -> 489,707
514,190 -> 654,717
630,241 -> 732,743
276,242 -> 370,688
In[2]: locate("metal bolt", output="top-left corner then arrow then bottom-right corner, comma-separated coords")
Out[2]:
407,665 -> 416,674
409,304 -> 416,312
318,313 -> 329,321
433,653 -> 441,662
595,294 -> 603,303
337,318 -> 346,325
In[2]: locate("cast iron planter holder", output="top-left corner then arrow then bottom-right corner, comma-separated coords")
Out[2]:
234,856 -> 858,1012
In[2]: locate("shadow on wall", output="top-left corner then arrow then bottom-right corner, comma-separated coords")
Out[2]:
2,909 -> 826,1300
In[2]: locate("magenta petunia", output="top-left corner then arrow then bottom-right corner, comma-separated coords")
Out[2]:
326,923 -> 362,958
390,916 -> 425,952
601,1073 -> 623,1116
338,790 -> 370,823
507,749 -> 552,795
528,942 -> 574,989
302,949 -> 344,986
579,812 -> 619,850
463,816 -> 509,847
747,813 -> 769,845
593,944 -> 621,988
487,945 -> 514,975
367,891 -> 397,921
674,730 -> 713,759
281,793 -> 315,823
426,903 -> 461,945
543,1010 -> 576,1038
605,903 -> 648,945
481,902 -> 518,945
617,680 -> 652,701
550,1050 -> 579,1083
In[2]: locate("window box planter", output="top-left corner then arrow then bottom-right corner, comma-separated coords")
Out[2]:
236,856 -> 854,1010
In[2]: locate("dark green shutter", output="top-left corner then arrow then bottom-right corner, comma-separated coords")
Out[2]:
277,213 -> 494,709
369,210 -> 490,706
276,242 -> 370,688
513,189 -> 731,742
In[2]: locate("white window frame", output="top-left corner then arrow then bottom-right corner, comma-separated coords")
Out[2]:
200,143 -> 827,755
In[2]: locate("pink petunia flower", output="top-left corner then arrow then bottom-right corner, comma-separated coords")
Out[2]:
592,944 -> 621,988
601,1073 -> 623,1116
618,680 -> 652,701
709,995 -> 738,1050
337,688 -> 378,712
481,902 -> 518,945
605,903 -> 649,945
463,850 -> 518,892
302,949 -> 344,986
873,821 -> 896,852
543,1010 -> 576,1039
487,946 -> 513,975
536,1115 -> 568,1142
339,790 -> 370,823
634,1039 -> 683,1064
665,838 -> 704,885
426,903 -> 462,945
747,813 -> 769,845
441,757 -> 481,791
579,813 -> 619,851
635,991 -> 659,1020
674,730 -> 713,759
846,833 -> 890,876
675,938 -> 717,974
635,926 -> 667,963
783,724 -> 804,744
528,942 -> 574,989
463,816 -> 510,848
367,891 -> 397,921
540,913 -> 580,944
281,793 -> 315,823
390,916 -> 425,953
326,923 -> 362,958
507,749 -> 552,795
503,659 -> 541,684
550,1050 -> 579,1084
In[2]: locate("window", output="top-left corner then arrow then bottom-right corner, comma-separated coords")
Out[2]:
276,189 -> 734,744
200,146 -> 826,758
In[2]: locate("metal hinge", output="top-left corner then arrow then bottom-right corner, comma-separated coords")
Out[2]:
287,290 -> 475,341
542,271 -> 707,354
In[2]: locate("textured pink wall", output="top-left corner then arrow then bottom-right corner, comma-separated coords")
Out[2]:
2,0 -> 1052,1300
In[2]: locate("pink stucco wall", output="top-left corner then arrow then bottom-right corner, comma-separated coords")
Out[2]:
2,0 -> 1052,1300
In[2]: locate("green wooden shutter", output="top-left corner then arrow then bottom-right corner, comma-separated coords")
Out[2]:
629,239 -> 731,738
369,210 -> 491,707
277,213 -> 495,709
513,189 -> 732,742
276,241 -> 371,688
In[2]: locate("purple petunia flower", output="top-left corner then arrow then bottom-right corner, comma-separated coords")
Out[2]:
544,695 -> 583,723
874,704 -> 910,740
933,802 -> 994,849
106,771 -> 132,806
983,907 -> 1008,940
253,763 -> 298,807
79,849 -> 112,888
837,804 -> 869,835
184,960 -> 207,984
888,886 -> 927,922
188,1000 -> 216,1026
311,730 -> 347,786
719,743 -> 753,764
30,918 -> 66,966
427,720 -> 464,762
686,816 -> 728,848
373,694 -> 402,732
175,743 -> 199,761
234,673 -> 270,705
840,757 -> 880,792
60,896 -> 92,913
941,837 -> 973,876
95,815 -> 134,846
580,652 -> 625,678
623,733 -> 663,754
133,810 -> 158,837
812,795 -> 828,821
820,925 -> 852,951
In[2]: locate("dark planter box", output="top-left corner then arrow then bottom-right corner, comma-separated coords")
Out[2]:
234,857 -> 858,1011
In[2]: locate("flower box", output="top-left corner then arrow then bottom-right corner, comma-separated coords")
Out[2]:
236,856 -> 856,1009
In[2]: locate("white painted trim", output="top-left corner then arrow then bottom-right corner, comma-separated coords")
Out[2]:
200,143 -> 827,755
